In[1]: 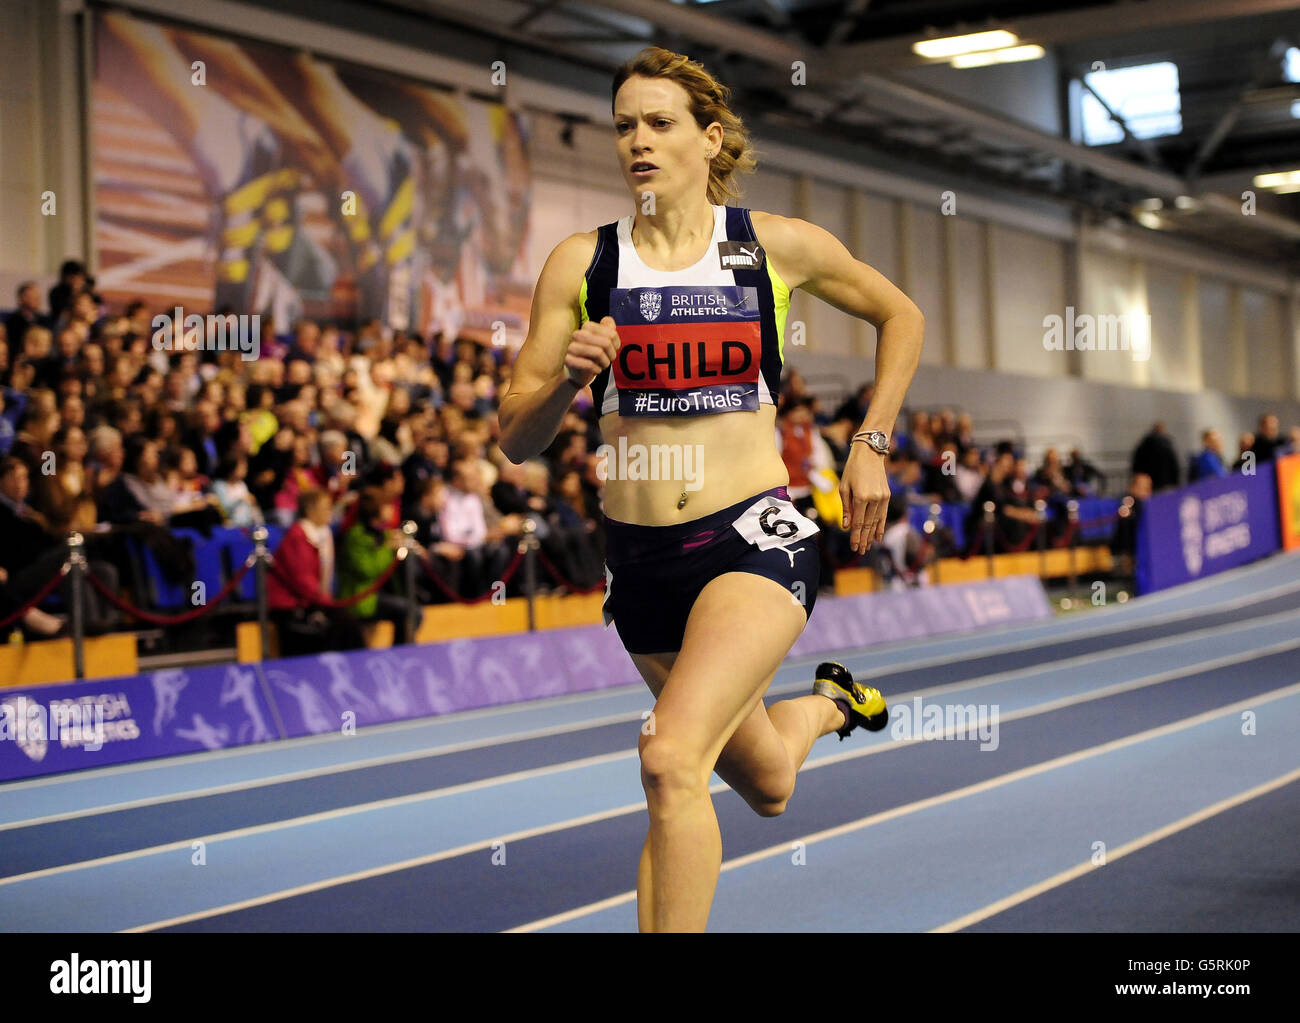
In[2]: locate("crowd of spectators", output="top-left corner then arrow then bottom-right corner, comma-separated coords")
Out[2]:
3,263 -> 1298,641
0,263 -> 606,645
775,369 -> 1112,579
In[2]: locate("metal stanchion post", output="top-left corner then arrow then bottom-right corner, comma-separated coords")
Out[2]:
521,517 -> 538,632
982,501 -> 996,580
401,520 -> 419,646
67,532 -> 86,681
1035,499 -> 1048,580
1066,499 -> 1080,603
252,525 -> 270,661
927,502 -> 941,585
1117,495 -> 1135,587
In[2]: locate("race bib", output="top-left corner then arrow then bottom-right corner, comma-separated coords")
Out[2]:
609,285 -> 762,417
731,495 -> 820,551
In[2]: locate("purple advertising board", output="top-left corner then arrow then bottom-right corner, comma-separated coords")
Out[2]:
0,663 -> 280,781
0,576 -> 1052,780
1136,462 -> 1281,595
267,628 -> 642,738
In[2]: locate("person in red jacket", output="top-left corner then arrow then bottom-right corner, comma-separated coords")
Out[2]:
267,488 -> 365,656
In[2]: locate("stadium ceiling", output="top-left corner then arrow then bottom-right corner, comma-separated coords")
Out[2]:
367,0 -> 1300,267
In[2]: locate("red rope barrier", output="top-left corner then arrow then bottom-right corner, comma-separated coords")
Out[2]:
85,556 -> 256,625
535,549 -> 606,594
418,547 -> 526,605
269,555 -> 401,609
994,518 -> 1041,553
0,564 -> 70,630
1050,518 -> 1079,549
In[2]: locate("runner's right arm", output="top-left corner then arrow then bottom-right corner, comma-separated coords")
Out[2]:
499,234 -> 620,464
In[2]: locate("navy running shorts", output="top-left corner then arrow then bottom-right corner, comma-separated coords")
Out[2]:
602,485 -> 821,655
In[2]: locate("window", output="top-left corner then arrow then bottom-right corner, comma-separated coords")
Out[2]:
1081,61 -> 1182,146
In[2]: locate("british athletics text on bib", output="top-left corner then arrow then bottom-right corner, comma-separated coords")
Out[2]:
609,285 -> 762,417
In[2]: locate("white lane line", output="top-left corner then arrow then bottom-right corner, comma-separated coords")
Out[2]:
509,681 -> 1300,932
932,766 -> 1300,932
76,644 -> 1300,930
0,749 -> 634,890
0,711 -> 640,833
6,609 -> 1296,832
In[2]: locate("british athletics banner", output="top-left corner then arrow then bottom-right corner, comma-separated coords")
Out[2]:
0,578 -> 1049,781
0,664 -> 280,782
1135,462 -> 1281,595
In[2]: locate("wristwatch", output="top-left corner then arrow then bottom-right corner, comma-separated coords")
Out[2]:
852,430 -> 890,455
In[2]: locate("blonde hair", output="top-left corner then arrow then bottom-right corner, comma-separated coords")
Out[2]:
611,46 -> 757,205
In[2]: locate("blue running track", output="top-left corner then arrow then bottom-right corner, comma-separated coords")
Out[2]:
1,551 -> 1298,932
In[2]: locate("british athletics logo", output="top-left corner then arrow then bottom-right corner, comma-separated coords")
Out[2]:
609,285 -> 762,417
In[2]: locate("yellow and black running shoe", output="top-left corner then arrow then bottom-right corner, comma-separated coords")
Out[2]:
812,661 -> 888,741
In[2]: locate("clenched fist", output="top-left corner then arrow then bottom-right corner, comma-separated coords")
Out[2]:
563,315 -> 621,389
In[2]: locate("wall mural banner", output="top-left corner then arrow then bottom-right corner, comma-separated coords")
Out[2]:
92,8 -> 532,340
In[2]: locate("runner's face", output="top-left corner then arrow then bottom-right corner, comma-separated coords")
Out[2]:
614,76 -> 713,204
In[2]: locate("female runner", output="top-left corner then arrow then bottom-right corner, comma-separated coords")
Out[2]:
499,46 -> 924,932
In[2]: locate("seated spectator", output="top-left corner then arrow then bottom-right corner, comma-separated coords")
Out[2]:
967,449 -> 1039,553
549,468 -> 603,586
0,457 -> 119,633
185,399 -> 224,479
1189,429 -> 1228,482
211,453 -> 264,528
907,410 -> 937,464
406,475 -> 469,603
98,435 -> 217,529
1064,447 -> 1105,495
875,494 -> 934,590
886,451 -> 934,504
440,459 -> 493,598
402,430 -> 448,503
247,424 -> 295,511
9,403 -> 61,478
4,282 -> 47,354
31,425 -> 95,534
776,397 -> 830,519
87,425 -> 125,502
924,440 -> 963,503
338,490 -> 410,644
1033,447 -> 1072,498
832,382 -> 874,429
164,444 -> 208,500
267,488 -> 365,656
953,445 -> 985,504
0,391 -> 13,456
272,434 -> 325,528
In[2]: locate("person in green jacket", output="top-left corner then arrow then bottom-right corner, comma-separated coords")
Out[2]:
338,490 -> 411,642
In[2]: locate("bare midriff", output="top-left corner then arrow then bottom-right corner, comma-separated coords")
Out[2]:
598,404 -> 789,525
